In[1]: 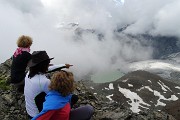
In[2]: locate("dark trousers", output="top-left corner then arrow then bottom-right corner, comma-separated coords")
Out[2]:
70,105 -> 94,120
11,79 -> 25,93
28,115 -> 32,119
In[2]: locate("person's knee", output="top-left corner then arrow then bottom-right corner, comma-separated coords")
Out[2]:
87,105 -> 94,112
69,105 -> 94,120
85,105 -> 94,118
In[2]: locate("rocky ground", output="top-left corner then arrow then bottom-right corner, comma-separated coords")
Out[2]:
162,100 -> 180,120
0,59 -> 178,120
0,81 -> 177,120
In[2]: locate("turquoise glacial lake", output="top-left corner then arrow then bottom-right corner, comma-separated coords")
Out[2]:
91,70 -> 125,83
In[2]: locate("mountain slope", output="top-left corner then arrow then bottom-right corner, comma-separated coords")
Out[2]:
89,70 -> 180,114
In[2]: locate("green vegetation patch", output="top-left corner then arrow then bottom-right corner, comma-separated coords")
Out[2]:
0,77 -> 10,90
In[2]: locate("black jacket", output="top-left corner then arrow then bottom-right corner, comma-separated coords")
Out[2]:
11,51 -> 31,84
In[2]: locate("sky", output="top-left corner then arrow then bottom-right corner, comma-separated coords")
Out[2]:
0,0 -> 180,78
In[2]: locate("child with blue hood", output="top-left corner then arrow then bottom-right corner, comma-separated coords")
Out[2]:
32,70 -> 94,120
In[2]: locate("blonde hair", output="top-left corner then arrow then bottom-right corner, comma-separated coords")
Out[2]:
49,70 -> 75,96
17,35 -> 33,48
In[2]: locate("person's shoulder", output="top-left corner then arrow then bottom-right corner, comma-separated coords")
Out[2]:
21,51 -> 31,59
22,51 -> 31,55
20,51 -> 31,58
40,74 -> 50,81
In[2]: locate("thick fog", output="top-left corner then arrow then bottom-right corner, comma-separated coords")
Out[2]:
0,0 -> 180,78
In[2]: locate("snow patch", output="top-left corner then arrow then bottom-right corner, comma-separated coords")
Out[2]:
90,86 -> 94,89
175,86 -> 180,90
106,94 -> 114,101
137,86 -> 152,92
158,80 -> 172,92
122,79 -> 128,82
118,85 -> 150,113
136,86 -> 178,107
104,87 -> 110,90
128,84 -> 133,87
109,83 -> 114,89
148,80 -> 152,83
157,82 -> 168,91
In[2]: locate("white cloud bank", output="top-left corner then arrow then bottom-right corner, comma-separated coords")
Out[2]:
0,0 -> 180,78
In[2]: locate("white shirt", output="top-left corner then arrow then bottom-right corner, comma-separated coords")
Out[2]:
24,64 -> 65,117
24,73 -> 50,117
48,64 -> 65,72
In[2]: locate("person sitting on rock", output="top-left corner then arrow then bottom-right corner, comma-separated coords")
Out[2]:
24,51 -> 74,118
10,35 -> 33,92
32,70 -> 94,120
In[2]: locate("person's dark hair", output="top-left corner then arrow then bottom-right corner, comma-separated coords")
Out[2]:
28,60 -> 50,78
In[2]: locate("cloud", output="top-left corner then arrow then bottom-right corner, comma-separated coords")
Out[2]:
9,0 -> 42,12
152,0 -> 180,36
0,0 -> 179,78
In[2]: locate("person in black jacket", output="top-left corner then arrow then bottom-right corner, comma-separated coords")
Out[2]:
10,35 -> 33,92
